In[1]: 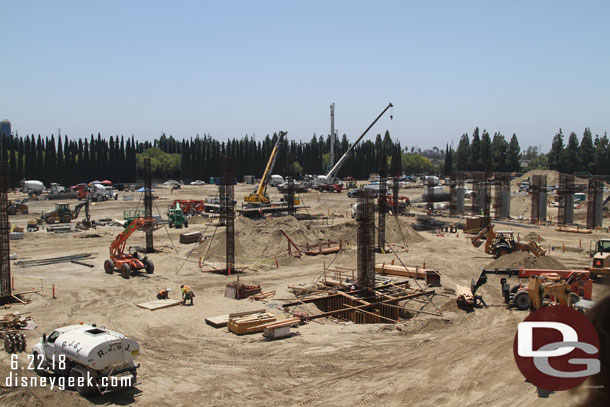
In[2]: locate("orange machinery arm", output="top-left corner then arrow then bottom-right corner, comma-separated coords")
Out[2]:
109,218 -> 155,258
471,224 -> 495,254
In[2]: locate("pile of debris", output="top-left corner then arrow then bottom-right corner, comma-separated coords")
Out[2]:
1,313 -> 34,354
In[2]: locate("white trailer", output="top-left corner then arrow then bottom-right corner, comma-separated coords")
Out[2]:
22,180 -> 45,193
32,324 -> 140,396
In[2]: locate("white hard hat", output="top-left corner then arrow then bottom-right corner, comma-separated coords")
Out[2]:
167,288 -> 171,292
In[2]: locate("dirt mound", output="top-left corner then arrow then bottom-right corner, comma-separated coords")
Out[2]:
197,216 -> 424,265
486,251 -> 566,270
514,169 -> 561,187
523,232 -> 544,242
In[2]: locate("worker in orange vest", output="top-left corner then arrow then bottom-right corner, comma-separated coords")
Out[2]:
181,284 -> 194,306
157,288 -> 171,300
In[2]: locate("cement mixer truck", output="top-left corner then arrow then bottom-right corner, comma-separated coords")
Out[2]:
31,324 -> 140,396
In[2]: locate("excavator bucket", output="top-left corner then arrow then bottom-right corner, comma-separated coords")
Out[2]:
471,239 -> 484,248
528,241 -> 546,257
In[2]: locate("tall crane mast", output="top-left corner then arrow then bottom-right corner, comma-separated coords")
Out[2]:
244,131 -> 286,204
329,103 -> 335,170
324,103 -> 393,182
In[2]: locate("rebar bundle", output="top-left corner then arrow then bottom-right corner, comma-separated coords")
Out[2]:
587,176 -> 603,229
493,173 -> 511,219
377,162 -> 387,253
221,157 -> 236,273
0,161 -> 11,301
357,189 -> 375,289
558,173 -> 575,225
531,174 -> 547,224
286,177 -> 295,216
391,154 -> 401,216
143,157 -> 154,252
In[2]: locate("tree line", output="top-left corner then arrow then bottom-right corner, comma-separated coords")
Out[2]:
448,127 -> 521,173
2,126 -> 608,188
548,128 -> 610,175
0,130 -> 403,187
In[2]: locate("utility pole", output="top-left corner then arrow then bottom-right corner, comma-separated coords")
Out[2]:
329,103 -> 335,169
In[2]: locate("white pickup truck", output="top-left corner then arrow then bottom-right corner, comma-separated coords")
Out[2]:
32,324 -> 140,396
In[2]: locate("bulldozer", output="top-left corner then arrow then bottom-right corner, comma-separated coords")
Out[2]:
104,217 -> 155,279
471,224 -> 546,258
39,202 -> 89,224
7,198 -> 29,215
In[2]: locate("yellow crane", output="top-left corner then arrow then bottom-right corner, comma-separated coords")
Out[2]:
245,131 -> 286,205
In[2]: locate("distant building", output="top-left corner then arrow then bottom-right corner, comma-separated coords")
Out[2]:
0,120 -> 10,138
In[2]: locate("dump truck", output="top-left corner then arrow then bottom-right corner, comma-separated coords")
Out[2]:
31,324 -> 139,396
471,224 -> 546,258
587,238 -> 610,277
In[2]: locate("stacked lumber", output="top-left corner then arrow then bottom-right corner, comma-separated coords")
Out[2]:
180,231 -> 202,244
205,309 -> 266,328
456,285 -> 474,306
375,263 -> 441,286
249,290 -> 275,301
227,313 -> 276,335
0,313 -> 33,337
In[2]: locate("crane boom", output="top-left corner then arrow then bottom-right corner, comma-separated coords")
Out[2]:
110,218 -> 155,257
255,131 -> 286,196
325,103 -> 393,181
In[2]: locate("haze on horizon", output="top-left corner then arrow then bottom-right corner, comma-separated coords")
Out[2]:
2,1 -> 609,151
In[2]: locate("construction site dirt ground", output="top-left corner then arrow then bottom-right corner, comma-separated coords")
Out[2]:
1,182 -> 610,407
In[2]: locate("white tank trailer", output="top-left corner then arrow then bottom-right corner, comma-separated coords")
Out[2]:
21,180 -> 45,193
31,324 -> 139,396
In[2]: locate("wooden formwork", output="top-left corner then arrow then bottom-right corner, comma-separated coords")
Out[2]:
283,281 -> 434,324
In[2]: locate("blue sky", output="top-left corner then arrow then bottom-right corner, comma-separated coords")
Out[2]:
2,1 -> 609,151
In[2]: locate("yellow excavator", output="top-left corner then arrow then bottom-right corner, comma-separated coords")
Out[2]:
244,131 -> 286,206
471,224 -> 546,258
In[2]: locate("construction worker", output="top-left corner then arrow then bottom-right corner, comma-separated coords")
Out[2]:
181,284 -> 194,306
157,288 -> 171,300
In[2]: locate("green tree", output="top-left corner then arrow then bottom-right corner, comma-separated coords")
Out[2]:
564,132 -> 579,173
594,134 -> 609,175
549,129 -> 565,171
480,130 -> 492,171
470,128 -> 480,170
507,134 -> 521,172
444,144 -> 453,175
578,128 -> 594,173
491,132 -> 508,171
455,134 -> 470,171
